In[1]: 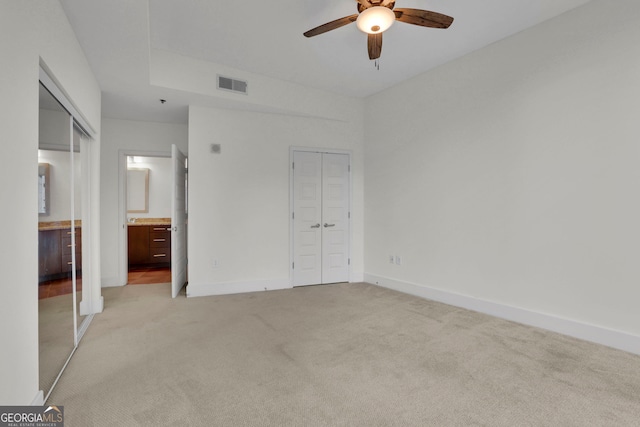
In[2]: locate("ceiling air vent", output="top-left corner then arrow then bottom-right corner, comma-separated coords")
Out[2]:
217,75 -> 248,95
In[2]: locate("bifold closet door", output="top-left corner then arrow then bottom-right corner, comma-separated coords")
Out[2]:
292,151 -> 350,286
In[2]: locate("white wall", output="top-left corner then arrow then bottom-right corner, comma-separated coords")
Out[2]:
100,118 -> 187,286
127,156 -> 172,219
0,0 -> 101,405
187,105 -> 364,296
364,0 -> 640,352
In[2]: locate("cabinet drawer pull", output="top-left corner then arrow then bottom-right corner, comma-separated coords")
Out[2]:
153,239 -> 166,242
153,227 -> 166,231
67,261 -> 73,265
153,254 -> 166,257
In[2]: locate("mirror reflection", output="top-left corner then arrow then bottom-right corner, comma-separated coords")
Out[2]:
37,83 -> 80,398
38,163 -> 50,216
127,167 -> 149,213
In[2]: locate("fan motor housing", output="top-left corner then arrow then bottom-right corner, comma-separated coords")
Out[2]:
358,1 -> 395,13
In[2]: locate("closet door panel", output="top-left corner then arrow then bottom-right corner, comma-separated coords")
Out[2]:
292,151 -> 323,286
321,153 -> 350,284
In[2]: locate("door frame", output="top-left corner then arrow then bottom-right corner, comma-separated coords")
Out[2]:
289,146 -> 353,286
117,149 -> 171,287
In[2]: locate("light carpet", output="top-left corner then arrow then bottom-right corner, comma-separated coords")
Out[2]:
48,282 -> 640,426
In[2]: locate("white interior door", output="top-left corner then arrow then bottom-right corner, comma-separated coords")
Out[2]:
292,151 -> 322,286
321,153 -> 350,284
292,151 -> 350,286
171,144 -> 188,298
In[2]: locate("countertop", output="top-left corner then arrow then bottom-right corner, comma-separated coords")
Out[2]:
38,220 -> 81,231
127,217 -> 171,227
39,218 -> 171,230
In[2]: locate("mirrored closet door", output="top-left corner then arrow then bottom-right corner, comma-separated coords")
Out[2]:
37,82 -> 84,400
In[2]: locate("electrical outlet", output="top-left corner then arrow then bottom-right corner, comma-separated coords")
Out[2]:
395,256 -> 402,266
389,255 -> 394,264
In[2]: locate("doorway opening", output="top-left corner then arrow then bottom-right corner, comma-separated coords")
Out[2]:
119,145 -> 188,298
124,155 -> 172,285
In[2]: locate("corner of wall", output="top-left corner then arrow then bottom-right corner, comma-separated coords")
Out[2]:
364,273 -> 640,356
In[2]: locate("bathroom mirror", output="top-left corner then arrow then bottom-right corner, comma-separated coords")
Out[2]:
127,168 -> 149,213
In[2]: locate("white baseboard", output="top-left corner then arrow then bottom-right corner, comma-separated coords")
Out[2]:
31,390 -> 44,406
364,273 -> 640,356
94,296 -> 104,314
187,273 -> 366,298
186,278 -> 292,298
80,296 -> 103,315
101,276 -> 122,287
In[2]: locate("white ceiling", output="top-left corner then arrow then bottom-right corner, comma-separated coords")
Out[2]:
60,0 -> 593,124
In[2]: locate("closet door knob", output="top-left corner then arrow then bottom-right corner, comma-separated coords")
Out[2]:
324,223 -> 335,228
310,223 -> 321,229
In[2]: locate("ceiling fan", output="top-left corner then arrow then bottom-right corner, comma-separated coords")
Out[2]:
303,0 -> 454,61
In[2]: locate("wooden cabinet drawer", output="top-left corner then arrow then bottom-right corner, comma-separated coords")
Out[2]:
39,227 -> 82,280
149,238 -> 169,248
149,231 -> 170,248
61,229 -> 81,244
61,254 -> 82,272
61,236 -> 81,254
149,247 -> 171,263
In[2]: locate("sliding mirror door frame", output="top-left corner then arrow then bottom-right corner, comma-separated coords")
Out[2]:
38,64 -> 98,402
38,84 -> 75,400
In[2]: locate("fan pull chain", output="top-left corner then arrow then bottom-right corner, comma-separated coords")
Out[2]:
374,59 -> 380,70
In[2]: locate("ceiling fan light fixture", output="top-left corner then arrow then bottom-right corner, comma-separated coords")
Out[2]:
356,6 -> 395,34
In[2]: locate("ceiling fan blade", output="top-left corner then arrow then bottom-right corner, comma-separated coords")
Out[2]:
303,14 -> 359,37
393,8 -> 454,29
367,33 -> 382,60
